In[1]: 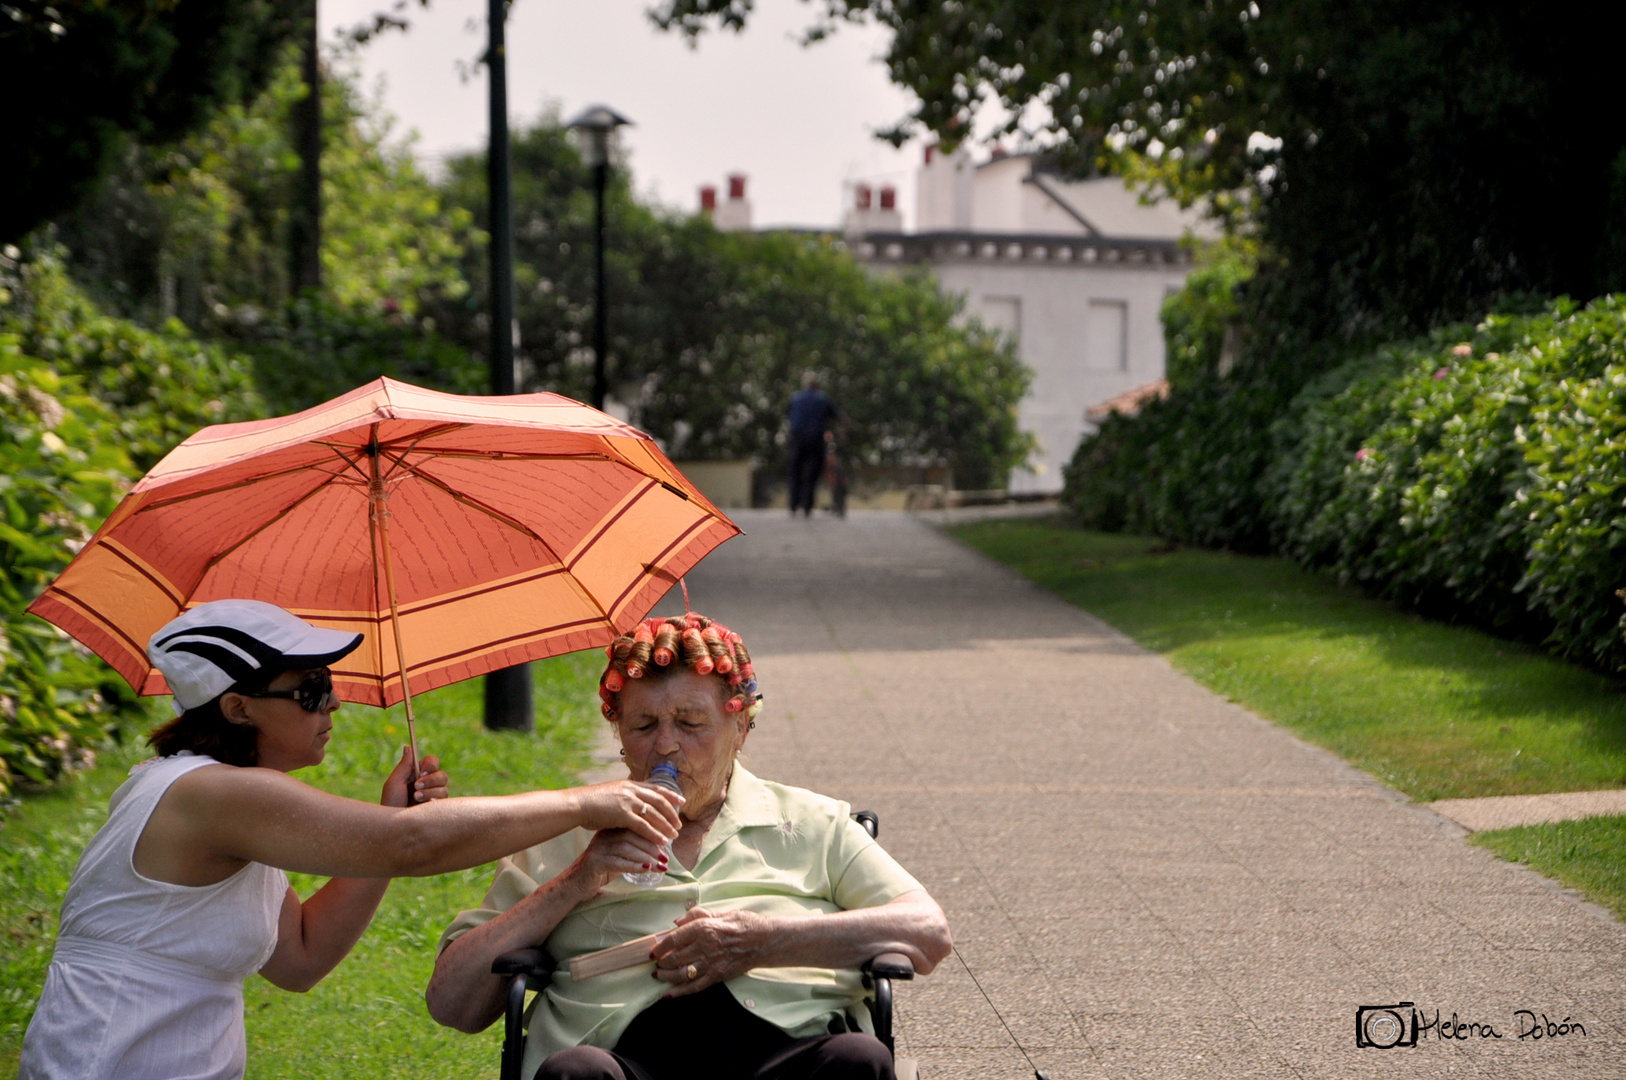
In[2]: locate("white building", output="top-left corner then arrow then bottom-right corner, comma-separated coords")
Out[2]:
851,147 -> 1210,493
699,174 -> 754,232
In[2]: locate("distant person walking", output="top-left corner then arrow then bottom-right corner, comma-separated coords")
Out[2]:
787,372 -> 838,517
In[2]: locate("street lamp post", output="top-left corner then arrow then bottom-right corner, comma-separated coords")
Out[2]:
482,0 -> 530,732
567,105 -> 632,412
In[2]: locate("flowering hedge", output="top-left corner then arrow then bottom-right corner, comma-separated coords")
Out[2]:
0,333 -> 138,797
0,251 -> 265,797
1268,297 -> 1626,670
1068,291 -> 1626,673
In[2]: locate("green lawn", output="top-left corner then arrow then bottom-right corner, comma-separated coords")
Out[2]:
1472,816 -> 1626,921
951,518 -> 1626,802
0,650 -> 605,1080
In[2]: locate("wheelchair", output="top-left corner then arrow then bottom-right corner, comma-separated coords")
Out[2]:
492,810 -> 918,1080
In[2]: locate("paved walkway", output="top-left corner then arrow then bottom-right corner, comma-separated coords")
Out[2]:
644,511 -> 1624,1079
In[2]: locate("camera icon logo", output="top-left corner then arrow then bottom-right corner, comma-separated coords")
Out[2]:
1356,1003 -> 1419,1048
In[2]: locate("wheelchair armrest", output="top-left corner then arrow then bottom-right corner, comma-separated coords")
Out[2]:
863,952 -> 915,982
492,946 -> 552,979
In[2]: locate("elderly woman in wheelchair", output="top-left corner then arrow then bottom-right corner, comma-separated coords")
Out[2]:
427,614 -> 951,1080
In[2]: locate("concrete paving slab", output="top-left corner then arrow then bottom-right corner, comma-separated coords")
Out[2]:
635,510 -> 1626,1079
1428,790 -> 1626,831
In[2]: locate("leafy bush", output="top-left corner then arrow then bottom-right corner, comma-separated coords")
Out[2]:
0,320 -> 143,796
0,249 -> 262,797
1268,297 -> 1626,670
1069,276 -> 1626,673
1063,242 -> 1283,548
628,230 -> 1034,489
3,254 -> 263,470
226,296 -> 483,416
57,52 -> 472,330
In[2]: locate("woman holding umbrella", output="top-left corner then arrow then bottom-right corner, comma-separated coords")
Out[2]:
19,599 -> 684,1080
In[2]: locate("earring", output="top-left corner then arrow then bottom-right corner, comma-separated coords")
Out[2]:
747,720 -> 756,730
618,747 -> 626,758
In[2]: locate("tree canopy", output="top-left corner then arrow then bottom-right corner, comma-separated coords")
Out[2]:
430,119 -> 1034,487
0,0 -> 299,244
654,1 -> 1626,345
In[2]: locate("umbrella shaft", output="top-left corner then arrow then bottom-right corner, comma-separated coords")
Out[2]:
370,456 -> 421,773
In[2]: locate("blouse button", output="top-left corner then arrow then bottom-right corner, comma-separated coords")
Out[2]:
685,898 -> 697,909
743,998 -> 756,1009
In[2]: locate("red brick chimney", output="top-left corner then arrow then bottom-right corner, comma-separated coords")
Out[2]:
879,185 -> 896,210
728,174 -> 747,200
699,185 -> 717,213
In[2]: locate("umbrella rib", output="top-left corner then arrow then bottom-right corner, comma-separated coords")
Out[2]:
391,450 -> 625,464
320,443 -> 374,486
200,472 -> 349,573
135,461 -> 350,512
376,424 -> 472,482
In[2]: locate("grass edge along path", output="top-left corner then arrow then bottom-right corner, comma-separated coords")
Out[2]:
1472,815 -> 1626,922
1,650 -> 604,1080
950,517 -> 1626,919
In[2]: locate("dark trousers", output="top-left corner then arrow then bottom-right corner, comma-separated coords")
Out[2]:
535,983 -> 892,1080
788,431 -> 826,515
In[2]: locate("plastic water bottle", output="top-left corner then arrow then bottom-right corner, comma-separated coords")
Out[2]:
623,761 -> 681,887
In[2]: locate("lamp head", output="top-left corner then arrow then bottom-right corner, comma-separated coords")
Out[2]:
567,104 -> 633,168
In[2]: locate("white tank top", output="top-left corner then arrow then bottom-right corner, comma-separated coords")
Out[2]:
19,753 -> 289,1080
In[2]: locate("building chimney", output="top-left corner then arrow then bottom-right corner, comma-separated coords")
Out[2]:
713,174 -> 753,232
699,185 -> 717,213
843,178 -> 903,238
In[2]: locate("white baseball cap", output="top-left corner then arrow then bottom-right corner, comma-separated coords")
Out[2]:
148,599 -> 363,714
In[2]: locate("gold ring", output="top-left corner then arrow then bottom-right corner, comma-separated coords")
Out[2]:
685,963 -> 699,981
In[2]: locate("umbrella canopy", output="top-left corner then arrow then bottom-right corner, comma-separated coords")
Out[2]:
30,378 -> 740,713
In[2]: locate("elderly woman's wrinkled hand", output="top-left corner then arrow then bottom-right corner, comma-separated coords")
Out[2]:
567,826 -> 672,891
650,907 -> 769,997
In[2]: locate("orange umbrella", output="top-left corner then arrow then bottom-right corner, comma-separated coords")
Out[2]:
29,377 -> 739,759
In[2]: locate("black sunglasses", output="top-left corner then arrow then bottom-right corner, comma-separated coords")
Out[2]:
244,669 -> 337,713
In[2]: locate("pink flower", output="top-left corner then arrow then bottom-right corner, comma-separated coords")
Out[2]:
1451,343 -> 1472,357
1355,447 -> 1372,462
1434,367 -> 1450,380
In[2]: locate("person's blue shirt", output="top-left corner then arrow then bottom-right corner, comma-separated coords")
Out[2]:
788,388 -> 838,436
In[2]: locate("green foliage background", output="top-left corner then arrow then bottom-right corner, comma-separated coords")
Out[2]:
1067,248 -> 1626,674
0,0 -> 299,245
0,251 -> 253,797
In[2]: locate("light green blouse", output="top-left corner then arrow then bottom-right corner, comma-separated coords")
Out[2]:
438,764 -> 922,1076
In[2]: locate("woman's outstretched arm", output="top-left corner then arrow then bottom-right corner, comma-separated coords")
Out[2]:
258,748 -> 448,992
144,758 -> 682,884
